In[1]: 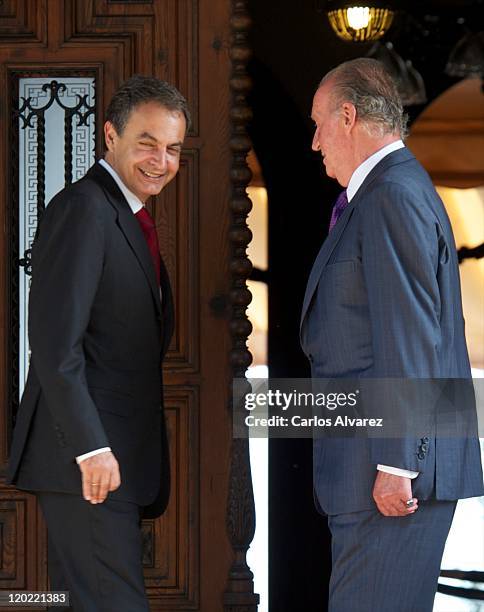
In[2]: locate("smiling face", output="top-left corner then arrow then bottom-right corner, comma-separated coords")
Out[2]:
103,101 -> 186,202
311,81 -> 354,187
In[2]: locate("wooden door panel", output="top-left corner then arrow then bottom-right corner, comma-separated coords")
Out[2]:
143,389 -> 199,608
0,489 -> 47,592
0,0 -> 46,42
65,0 -> 199,129
155,150 -> 200,373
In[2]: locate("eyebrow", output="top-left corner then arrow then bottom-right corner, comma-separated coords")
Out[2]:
138,131 -> 157,142
137,131 -> 183,147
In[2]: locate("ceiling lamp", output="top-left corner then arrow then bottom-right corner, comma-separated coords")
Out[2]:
367,41 -> 427,105
326,2 -> 395,43
445,31 -> 484,78
404,60 -> 427,106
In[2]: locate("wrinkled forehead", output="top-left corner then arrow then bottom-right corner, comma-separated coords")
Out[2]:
311,81 -> 335,117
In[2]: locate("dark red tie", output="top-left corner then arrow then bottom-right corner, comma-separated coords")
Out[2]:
135,207 -> 161,286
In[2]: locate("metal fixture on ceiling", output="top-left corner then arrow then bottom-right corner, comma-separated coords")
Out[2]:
321,1 -> 484,103
325,1 -> 395,43
367,41 -> 427,105
445,31 -> 484,78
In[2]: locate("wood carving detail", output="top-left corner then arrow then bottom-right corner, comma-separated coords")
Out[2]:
0,500 -> 22,582
144,389 -> 199,608
0,0 -> 46,42
65,0 -> 199,134
141,521 -> 155,567
225,1 -> 259,610
0,493 -> 47,592
154,150 -> 200,373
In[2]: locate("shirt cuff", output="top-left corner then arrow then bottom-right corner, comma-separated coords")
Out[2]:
76,447 -> 112,464
377,464 -> 419,479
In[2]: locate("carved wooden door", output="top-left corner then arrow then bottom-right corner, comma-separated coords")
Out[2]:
0,1 -> 257,610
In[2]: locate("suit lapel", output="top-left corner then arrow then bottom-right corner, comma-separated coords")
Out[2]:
300,200 -> 355,328
85,163 -> 162,316
159,255 -> 174,357
115,205 -> 162,316
300,147 -> 416,329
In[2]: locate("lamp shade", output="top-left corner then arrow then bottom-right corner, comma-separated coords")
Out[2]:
327,4 -> 394,43
367,41 -> 427,105
405,60 -> 427,106
445,31 -> 484,78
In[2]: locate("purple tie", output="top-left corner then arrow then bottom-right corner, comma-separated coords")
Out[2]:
329,190 -> 348,232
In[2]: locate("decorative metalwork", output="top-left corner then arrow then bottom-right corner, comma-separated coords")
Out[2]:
458,242 -> 484,263
141,522 -> 155,567
327,4 -> 394,43
224,2 -> 259,611
367,42 -> 427,106
14,76 -> 96,401
16,79 -> 95,244
438,569 -> 484,600
18,248 -> 32,276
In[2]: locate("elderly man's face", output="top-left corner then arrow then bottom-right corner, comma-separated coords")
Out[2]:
311,82 -> 350,186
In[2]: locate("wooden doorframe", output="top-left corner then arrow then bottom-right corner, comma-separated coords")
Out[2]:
226,1 -> 259,609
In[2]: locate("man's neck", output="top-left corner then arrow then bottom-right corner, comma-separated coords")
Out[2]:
99,158 -> 144,214
345,138 -> 405,202
354,134 -> 401,170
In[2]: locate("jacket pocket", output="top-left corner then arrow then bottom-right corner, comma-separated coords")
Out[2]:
324,259 -> 356,273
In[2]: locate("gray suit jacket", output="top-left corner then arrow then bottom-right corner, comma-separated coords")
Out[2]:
300,147 -> 484,515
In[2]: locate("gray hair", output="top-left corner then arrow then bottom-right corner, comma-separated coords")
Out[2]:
106,74 -> 191,135
320,58 -> 408,139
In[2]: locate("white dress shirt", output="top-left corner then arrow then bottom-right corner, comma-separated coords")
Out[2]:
345,140 -> 418,480
76,159 -> 146,464
346,140 -> 405,203
99,158 -> 144,213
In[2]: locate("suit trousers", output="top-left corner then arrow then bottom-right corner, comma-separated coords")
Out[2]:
37,492 -> 149,612
327,499 -> 457,612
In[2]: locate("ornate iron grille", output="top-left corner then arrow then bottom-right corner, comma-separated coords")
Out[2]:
15,79 -> 95,276
8,74 -> 96,429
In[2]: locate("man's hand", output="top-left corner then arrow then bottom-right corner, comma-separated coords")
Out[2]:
78,451 -> 121,504
372,471 -> 418,516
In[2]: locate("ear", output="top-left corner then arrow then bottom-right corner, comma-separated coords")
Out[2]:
341,102 -> 357,131
103,121 -> 118,152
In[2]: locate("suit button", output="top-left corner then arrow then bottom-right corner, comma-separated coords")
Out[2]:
417,451 -> 425,460
422,436 -> 429,443
308,353 -> 314,362
421,443 -> 429,452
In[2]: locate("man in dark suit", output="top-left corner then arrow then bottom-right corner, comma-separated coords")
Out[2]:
7,75 -> 189,611
300,58 -> 483,611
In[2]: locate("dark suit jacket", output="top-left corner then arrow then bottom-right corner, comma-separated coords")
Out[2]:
300,147 -> 484,515
7,162 -> 174,519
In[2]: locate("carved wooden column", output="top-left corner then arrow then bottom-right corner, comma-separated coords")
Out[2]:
224,1 -> 259,611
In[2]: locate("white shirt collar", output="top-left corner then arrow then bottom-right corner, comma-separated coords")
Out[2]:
99,158 -> 144,214
346,140 -> 405,202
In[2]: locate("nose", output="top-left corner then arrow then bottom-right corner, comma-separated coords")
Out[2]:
151,148 -> 168,171
312,128 -> 320,152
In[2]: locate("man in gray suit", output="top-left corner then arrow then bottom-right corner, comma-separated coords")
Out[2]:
300,58 -> 483,611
